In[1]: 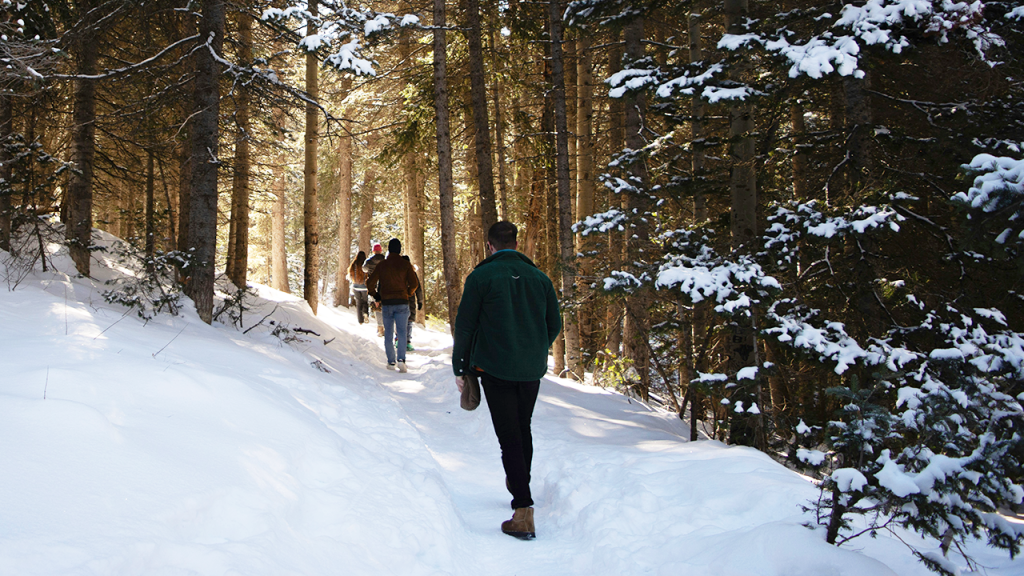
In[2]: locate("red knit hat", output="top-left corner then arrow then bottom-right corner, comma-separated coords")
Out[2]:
372,243 -> 382,252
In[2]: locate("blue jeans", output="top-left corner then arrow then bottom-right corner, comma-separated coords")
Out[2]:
382,304 -> 410,364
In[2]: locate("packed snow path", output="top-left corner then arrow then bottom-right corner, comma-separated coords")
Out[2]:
2,239 -> 1021,575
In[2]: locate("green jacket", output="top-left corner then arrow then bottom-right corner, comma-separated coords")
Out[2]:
452,250 -> 561,381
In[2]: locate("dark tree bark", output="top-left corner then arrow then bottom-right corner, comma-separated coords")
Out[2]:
622,16 -> 651,400
186,0 -> 225,323
433,0 -> 461,329
576,33 -> 595,366
605,35 -> 624,356
177,118 -> 191,257
0,94 -> 12,251
145,151 -> 155,258
725,0 -> 762,448
689,11 -> 708,441
67,9 -> 99,276
227,10 -> 252,289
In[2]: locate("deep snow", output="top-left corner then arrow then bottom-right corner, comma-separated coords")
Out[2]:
1,231 -> 1021,575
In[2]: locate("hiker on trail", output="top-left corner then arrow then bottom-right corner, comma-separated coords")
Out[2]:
401,255 -> 424,352
347,251 -> 370,325
366,238 -> 420,373
452,221 -> 561,541
363,243 -> 386,337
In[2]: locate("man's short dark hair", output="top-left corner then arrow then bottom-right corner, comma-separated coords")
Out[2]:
488,221 -> 517,250
388,238 -> 402,254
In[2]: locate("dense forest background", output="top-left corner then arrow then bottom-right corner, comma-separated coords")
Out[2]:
2,1 -> 1024,571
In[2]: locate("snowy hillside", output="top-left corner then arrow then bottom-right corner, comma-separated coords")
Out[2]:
1,233 -> 1021,575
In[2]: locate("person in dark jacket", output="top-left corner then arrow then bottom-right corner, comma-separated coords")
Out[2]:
452,221 -> 561,540
402,255 -> 424,351
346,251 -> 369,324
363,243 -> 386,336
366,238 -> 420,373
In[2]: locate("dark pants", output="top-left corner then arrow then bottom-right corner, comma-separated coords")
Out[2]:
480,372 -> 540,509
352,289 -> 368,324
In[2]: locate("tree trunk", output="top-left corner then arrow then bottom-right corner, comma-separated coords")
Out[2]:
605,36 -> 624,356
465,0 -> 497,239
689,12 -> 708,441
576,33 -> 595,364
402,100 -> 424,320
333,77 -> 354,308
227,10 -> 252,289
145,151 -> 156,258
513,90 -> 532,226
465,115 -> 486,267
67,12 -> 99,277
414,161 -> 426,323
303,0 -> 320,314
725,0 -> 761,448
791,101 -> 808,199
359,131 -> 377,252
524,169 -> 543,261
1,94 -> 13,251
550,0 -> 582,380
157,155 -> 177,251
541,57 -> 565,376
489,29 -> 510,221
177,114 -> 191,257
186,0 -> 225,324
622,16 -> 651,400
358,190 -> 374,253
843,73 -> 874,196
271,106 -> 290,293
433,0 -> 461,329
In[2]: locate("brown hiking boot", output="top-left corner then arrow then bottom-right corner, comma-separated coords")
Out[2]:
501,507 -> 535,540
377,326 -> 385,337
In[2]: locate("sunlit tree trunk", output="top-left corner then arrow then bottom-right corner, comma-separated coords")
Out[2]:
489,29 -> 510,221
465,0 -> 497,240
433,0 -> 460,328
303,0 -> 320,314
550,0 -> 581,380
333,77 -> 354,308
271,153 -> 289,293
465,115 -> 486,267
359,136 -> 377,250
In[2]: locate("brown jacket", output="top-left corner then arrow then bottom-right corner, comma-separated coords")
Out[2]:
366,253 -> 420,306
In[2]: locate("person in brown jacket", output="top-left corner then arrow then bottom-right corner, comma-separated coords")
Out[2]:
366,238 -> 419,372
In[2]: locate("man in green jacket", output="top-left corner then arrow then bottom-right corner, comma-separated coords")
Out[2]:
453,221 -> 561,540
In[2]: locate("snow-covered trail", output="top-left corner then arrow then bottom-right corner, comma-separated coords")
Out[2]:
3,232 -> 1019,576
308,303 -> 899,576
